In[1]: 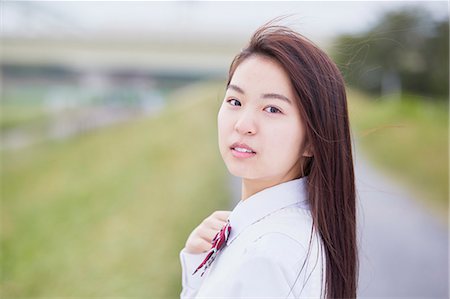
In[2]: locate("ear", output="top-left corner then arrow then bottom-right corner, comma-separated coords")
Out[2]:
302,144 -> 313,158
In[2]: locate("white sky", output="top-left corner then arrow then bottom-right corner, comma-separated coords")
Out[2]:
1,1 -> 449,46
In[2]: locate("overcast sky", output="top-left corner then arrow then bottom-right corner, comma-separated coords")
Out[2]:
2,1 -> 448,46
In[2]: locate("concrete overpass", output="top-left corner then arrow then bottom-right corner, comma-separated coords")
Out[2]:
1,36 -> 244,78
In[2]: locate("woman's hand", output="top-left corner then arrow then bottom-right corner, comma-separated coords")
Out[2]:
184,210 -> 231,254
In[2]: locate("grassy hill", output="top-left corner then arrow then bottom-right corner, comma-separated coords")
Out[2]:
1,81 -> 230,297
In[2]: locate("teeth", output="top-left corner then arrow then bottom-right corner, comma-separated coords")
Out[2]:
234,147 -> 253,153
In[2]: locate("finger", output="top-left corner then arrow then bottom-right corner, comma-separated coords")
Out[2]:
203,217 -> 227,231
192,237 -> 214,253
212,210 -> 232,221
199,226 -> 221,243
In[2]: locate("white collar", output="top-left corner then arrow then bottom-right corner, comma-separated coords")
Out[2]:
226,177 -> 309,246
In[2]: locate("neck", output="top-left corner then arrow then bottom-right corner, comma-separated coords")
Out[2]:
241,176 -> 298,201
240,164 -> 304,201
241,179 -> 269,201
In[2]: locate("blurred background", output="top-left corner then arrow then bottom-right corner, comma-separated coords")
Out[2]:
1,1 -> 448,298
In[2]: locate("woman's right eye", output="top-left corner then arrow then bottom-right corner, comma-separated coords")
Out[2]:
226,99 -> 241,106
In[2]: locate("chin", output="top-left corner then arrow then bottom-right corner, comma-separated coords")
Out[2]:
224,163 -> 251,179
225,163 -> 264,180
222,152 -> 267,180
226,165 -> 246,178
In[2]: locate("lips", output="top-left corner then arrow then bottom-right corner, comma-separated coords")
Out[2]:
230,142 -> 257,159
230,142 -> 256,153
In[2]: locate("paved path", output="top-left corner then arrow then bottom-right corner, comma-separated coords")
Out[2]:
355,145 -> 448,298
227,146 -> 448,298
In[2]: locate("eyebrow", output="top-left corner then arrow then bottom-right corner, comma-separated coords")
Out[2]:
227,84 -> 292,105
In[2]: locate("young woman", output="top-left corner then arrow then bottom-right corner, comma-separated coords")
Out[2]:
179,22 -> 358,299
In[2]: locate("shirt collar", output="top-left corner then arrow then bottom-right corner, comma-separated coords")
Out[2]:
226,177 -> 309,246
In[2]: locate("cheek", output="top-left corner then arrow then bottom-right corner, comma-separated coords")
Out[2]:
265,122 -> 304,163
217,107 -> 232,146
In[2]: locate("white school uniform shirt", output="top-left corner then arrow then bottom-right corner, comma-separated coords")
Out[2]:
179,177 -> 325,298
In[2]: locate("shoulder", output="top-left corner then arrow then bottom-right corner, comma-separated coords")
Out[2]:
240,205 -> 323,267
250,206 -> 316,250
230,238 -> 300,297
232,232 -> 324,298
250,231 -> 307,260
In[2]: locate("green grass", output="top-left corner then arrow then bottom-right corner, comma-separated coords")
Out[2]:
1,81 -> 230,297
0,104 -> 50,133
1,86 -> 51,131
347,89 -> 448,214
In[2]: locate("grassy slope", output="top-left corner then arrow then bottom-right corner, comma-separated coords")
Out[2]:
1,81 -> 229,297
347,89 -> 448,215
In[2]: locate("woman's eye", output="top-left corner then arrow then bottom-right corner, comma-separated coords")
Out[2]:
227,99 -> 241,106
264,106 -> 281,114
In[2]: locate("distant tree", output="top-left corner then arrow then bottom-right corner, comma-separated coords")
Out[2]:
332,7 -> 449,99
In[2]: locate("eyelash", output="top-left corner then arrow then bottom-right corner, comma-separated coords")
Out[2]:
226,99 -> 282,114
264,106 -> 281,114
227,99 -> 241,106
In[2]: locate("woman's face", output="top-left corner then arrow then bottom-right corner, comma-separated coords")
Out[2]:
218,54 -> 309,184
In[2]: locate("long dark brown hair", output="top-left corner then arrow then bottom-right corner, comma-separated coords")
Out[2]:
226,23 -> 358,298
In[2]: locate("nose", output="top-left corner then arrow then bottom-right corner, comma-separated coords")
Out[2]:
234,110 -> 257,136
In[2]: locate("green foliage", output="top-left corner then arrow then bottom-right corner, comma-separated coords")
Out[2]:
1,81 -> 229,297
348,89 -> 448,213
333,8 -> 449,98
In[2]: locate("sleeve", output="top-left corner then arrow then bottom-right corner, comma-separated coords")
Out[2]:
179,247 -> 209,299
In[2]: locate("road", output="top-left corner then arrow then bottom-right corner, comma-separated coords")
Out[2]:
227,146 -> 449,298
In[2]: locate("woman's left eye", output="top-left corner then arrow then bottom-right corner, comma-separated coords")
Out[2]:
227,99 -> 241,106
264,106 -> 282,114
